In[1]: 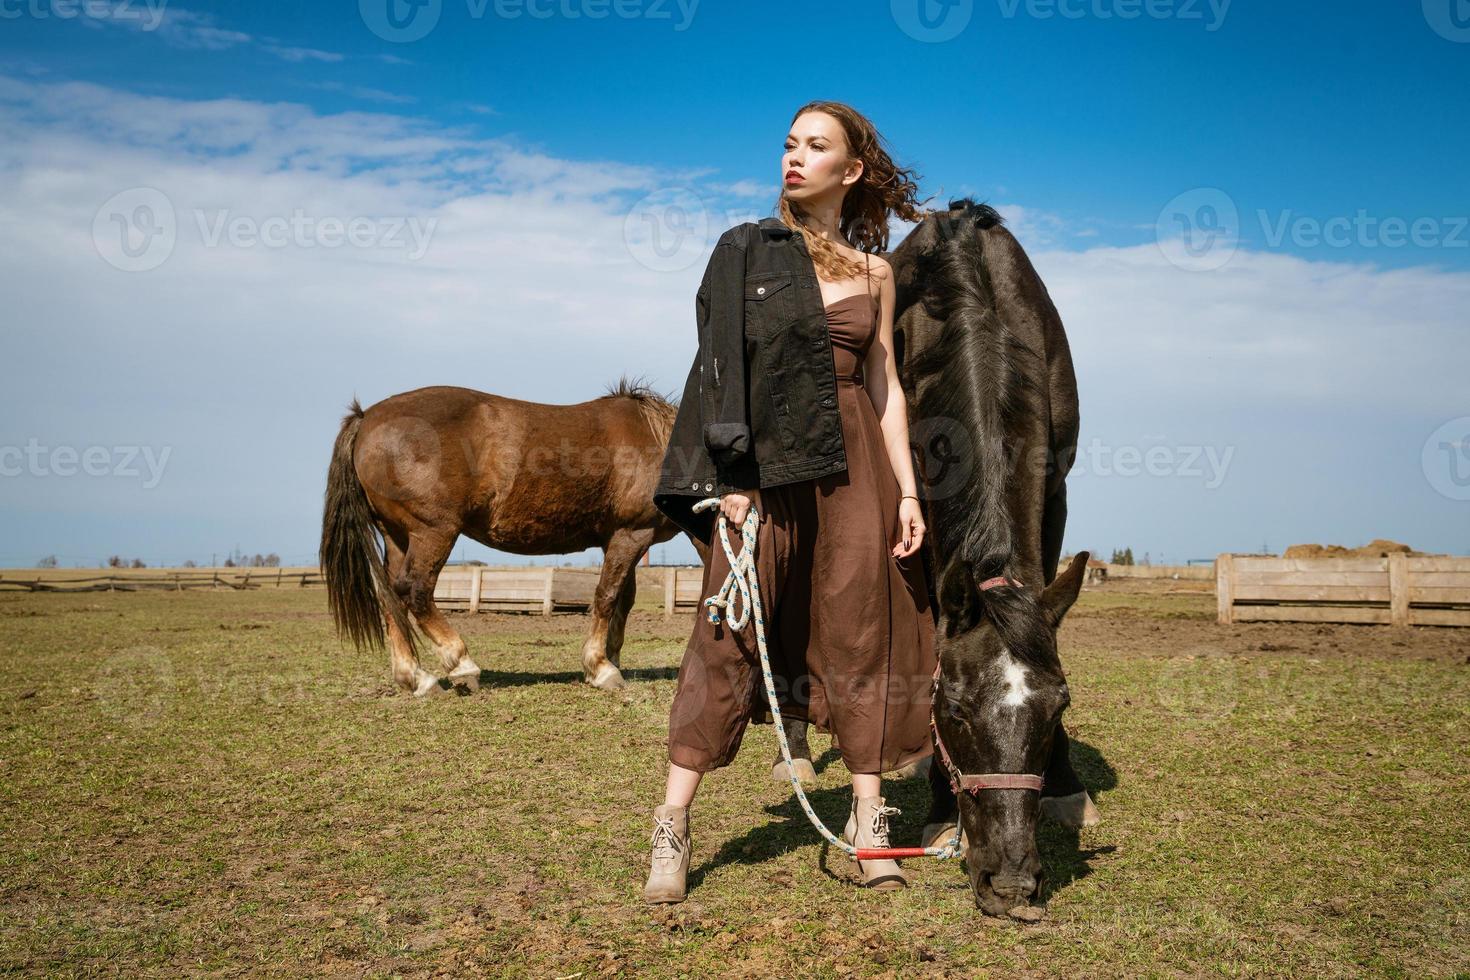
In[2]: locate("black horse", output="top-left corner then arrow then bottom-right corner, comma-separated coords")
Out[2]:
888,199 -> 1097,916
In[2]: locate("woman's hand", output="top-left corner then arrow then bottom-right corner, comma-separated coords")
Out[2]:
720,488 -> 761,528
893,496 -> 925,558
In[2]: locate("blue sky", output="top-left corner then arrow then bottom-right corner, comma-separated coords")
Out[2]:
1,0 -> 1467,567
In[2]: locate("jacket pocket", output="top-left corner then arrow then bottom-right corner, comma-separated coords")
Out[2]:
744,273 -> 797,337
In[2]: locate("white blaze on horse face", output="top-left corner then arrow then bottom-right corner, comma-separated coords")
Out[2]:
997,649 -> 1032,709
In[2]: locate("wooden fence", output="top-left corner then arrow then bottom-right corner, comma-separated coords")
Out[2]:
433,567 -> 602,614
1216,554 -> 1470,627
0,569 -> 324,592
663,566 -> 706,615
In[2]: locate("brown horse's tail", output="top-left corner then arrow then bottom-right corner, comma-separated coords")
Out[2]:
319,398 -> 421,659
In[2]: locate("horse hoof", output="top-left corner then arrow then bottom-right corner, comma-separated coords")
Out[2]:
772,758 -> 816,787
587,663 -> 625,691
448,667 -> 481,692
412,673 -> 447,698
921,822 -> 967,856
1041,790 -> 1101,828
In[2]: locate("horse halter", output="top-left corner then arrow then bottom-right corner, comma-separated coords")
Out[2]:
928,574 -> 1046,796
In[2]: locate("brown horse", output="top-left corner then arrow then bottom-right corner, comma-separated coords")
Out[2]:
320,380 -> 697,695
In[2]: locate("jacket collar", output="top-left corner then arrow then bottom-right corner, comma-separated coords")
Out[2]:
756,215 -> 808,252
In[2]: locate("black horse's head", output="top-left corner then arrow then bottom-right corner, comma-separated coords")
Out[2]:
934,550 -> 1088,916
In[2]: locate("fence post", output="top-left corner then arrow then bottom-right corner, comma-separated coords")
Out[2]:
1215,553 -> 1234,624
468,566 -> 483,614
1388,553 -> 1409,626
542,568 -> 555,615
664,568 -> 675,617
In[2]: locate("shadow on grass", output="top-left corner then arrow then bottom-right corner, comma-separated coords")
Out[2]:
688,738 -> 1119,906
439,665 -> 681,691
1038,737 -> 1118,900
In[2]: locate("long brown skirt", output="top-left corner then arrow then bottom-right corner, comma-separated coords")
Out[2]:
666,299 -> 936,775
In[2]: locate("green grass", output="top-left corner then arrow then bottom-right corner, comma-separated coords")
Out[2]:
0,585 -> 1466,977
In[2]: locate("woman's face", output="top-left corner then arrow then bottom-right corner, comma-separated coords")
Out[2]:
782,111 -> 860,204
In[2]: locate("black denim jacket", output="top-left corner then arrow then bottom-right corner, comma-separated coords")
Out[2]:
653,216 -> 849,545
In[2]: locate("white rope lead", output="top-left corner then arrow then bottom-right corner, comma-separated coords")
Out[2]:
691,496 -> 963,861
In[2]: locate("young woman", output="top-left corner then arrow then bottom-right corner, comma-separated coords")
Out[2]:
645,102 -> 934,902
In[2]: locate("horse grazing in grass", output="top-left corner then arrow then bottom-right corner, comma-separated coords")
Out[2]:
886,199 -> 1099,917
320,380 -> 693,695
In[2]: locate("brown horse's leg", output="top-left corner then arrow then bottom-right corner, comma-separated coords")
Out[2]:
416,597 -> 482,692
382,531 -> 441,696
394,528 -> 470,698
580,527 -> 652,690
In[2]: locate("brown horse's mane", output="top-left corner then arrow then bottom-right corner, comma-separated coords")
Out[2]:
598,374 -> 678,445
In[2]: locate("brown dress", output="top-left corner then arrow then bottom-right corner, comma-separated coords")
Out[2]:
665,287 -> 936,776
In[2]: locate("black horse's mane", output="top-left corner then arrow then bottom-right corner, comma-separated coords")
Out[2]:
907,199 -> 1053,668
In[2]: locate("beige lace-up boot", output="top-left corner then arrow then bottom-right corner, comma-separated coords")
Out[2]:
642,803 -> 691,903
842,794 -> 909,890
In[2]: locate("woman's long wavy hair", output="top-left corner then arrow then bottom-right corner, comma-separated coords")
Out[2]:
776,101 -> 928,281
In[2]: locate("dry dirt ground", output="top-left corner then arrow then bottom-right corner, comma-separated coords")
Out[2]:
1,579 -> 1466,977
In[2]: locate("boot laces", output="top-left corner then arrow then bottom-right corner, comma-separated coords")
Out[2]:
650,815 -> 684,861
867,803 -> 901,846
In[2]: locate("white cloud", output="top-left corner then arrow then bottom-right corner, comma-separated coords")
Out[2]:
0,74 -> 1464,564
264,45 -> 345,64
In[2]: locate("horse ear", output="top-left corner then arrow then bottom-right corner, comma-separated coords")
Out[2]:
1041,551 -> 1089,630
938,557 -> 981,636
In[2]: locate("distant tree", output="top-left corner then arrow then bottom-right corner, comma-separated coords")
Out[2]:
37,555 -> 57,568
1122,547 -> 1135,566
183,560 -> 197,568
107,555 -> 124,568
130,558 -> 146,569
265,553 -> 280,567
223,557 -> 236,568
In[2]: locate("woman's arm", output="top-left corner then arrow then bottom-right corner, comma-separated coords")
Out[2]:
862,257 -> 926,557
